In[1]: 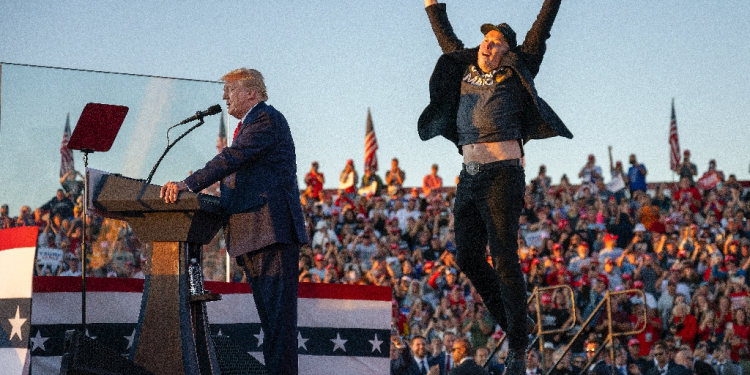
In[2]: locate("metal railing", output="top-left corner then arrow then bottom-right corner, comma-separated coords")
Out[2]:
484,287 -> 647,375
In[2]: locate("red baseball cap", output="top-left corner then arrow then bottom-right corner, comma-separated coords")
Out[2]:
541,294 -> 552,304
597,274 -> 609,288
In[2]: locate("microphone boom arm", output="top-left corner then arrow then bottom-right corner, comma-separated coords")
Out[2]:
146,118 -> 206,185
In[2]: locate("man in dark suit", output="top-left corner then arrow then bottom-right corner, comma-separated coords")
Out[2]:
391,335 -> 439,375
430,332 -> 457,375
161,68 -> 307,375
448,338 -> 489,375
688,343 -> 716,375
712,343 -> 741,375
418,0 -> 572,373
666,349 -> 694,375
644,341 -> 673,375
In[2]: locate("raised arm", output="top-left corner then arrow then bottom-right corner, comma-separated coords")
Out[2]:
518,0 -> 563,76
424,1 -> 465,54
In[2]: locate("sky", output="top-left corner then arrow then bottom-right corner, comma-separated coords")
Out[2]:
1,0 -> 749,211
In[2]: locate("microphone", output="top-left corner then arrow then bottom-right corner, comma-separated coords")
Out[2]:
178,104 -> 222,125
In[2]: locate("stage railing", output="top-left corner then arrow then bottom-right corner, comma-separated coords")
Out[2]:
556,289 -> 646,375
485,288 -> 646,375
487,285 -> 577,371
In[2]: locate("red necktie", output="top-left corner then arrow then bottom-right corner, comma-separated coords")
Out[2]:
232,121 -> 242,142
446,356 -> 451,371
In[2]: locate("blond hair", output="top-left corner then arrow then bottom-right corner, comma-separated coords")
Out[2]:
221,68 -> 268,101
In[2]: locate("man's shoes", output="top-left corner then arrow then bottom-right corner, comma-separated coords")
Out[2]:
504,348 -> 527,375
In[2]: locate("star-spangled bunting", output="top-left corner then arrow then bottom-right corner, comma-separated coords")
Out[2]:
8,306 -> 26,341
369,334 -> 383,353
331,333 -> 347,353
124,328 -> 136,349
30,330 -> 49,352
254,328 -> 264,347
298,331 -> 309,350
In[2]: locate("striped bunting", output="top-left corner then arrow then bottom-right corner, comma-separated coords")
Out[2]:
29,277 -> 391,374
0,226 -> 39,375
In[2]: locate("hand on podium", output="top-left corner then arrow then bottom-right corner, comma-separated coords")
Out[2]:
160,181 -> 189,203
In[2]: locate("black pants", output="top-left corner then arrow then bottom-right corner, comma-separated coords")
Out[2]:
238,242 -> 300,375
453,161 -> 528,352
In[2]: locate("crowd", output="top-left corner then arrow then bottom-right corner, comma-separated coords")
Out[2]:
1,150 -> 749,374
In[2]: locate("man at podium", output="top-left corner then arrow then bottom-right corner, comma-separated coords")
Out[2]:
161,67 -> 308,375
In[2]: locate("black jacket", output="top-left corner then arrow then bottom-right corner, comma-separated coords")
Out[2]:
449,358 -> 490,375
419,0 -> 573,154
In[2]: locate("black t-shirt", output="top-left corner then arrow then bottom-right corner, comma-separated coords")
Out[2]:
456,65 -> 530,146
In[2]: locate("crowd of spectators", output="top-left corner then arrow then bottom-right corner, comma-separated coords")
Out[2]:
2,152 -> 750,374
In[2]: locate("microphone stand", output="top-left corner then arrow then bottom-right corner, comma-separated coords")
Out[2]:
146,118 -> 206,185
81,148 -> 93,335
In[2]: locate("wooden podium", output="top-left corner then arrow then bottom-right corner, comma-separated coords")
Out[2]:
91,173 -> 225,375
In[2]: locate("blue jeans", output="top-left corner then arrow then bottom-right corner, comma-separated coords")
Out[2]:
453,161 -> 528,351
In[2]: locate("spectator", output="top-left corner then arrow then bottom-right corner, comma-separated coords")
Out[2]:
15,205 -> 34,227
304,161 -> 325,201
643,341 -> 672,375
0,204 -> 13,229
59,169 -> 84,199
667,348 -> 693,375
531,165 -> 552,205
711,343 -> 741,375
338,159 -> 358,197
608,146 -> 628,201
59,256 -> 82,277
628,154 -> 648,195
422,164 -> 443,198
691,342 -> 717,375
674,177 -> 703,214
40,189 -> 75,220
677,150 -> 698,183
430,331 -> 456,375
385,158 -> 406,196
698,160 -> 725,192
360,166 -> 384,197
311,220 -> 340,249
579,154 -> 603,188
449,338 -> 488,374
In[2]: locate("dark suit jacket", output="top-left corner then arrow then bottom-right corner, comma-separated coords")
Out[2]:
184,102 -> 307,256
645,362 -> 675,375
665,364 -> 692,375
449,358 -> 490,375
419,0 -> 572,154
694,360 -> 717,375
430,351 -> 451,375
712,361 -> 741,375
391,346 -> 415,375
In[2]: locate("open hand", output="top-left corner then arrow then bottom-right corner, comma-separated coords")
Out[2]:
160,181 -> 188,203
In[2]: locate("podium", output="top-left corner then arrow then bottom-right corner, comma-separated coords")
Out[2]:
91,173 -> 225,375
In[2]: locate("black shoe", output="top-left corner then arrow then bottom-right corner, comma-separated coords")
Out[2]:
504,348 -> 526,375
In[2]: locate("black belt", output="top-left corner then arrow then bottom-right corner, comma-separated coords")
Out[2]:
462,159 -> 521,175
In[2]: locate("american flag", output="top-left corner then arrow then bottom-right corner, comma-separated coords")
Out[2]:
216,111 -> 227,154
364,108 -> 378,172
59,114 -> 74,178
669,99 -> 680,172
